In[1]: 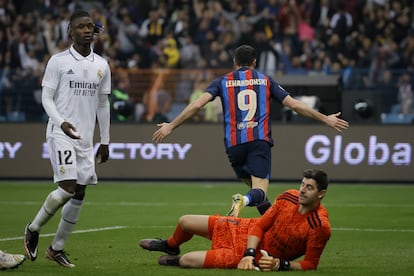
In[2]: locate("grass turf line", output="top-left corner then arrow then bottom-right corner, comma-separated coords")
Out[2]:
0,181 -> 413,276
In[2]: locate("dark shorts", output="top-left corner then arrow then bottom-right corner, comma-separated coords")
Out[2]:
226,140 -> 271,180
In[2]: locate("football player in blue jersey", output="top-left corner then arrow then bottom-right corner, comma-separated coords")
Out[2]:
153,45 -> 349,217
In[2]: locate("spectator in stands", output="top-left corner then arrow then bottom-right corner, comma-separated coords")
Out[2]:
355,34 -> 375,68
330,2 -> 353,41
390,1 -> 411,45
376,69 -> 398,113
18,33 -> 41,73
127,52 -> 142,70
90,5 -> 111,56
191,2 -> 215,54
19,67 -> 44,121
277,0 -> 301,56
276,37 -> 295,75
0,64 -> 10,120
165,6 -> 190,40
140,7 -> 165,46
310,0 -> 334,32
365,44 -> 399,87
401,30 -> 414,69
1,0 -> 414,124
111,74 -> 133,122
41,12 -> 68,55
111,9 -> 140,63
397,73 -> 413,115
179,33 -> 201,69
254,31 -> 279,76
236,1 -> 267,47
205,41 -> 226,68
160,35 -> 180,68
141,88 -> 172,124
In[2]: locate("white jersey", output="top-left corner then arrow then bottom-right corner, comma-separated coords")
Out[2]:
42,45 -> 111,147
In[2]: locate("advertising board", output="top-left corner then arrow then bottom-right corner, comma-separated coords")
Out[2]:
0,124 -> 412,182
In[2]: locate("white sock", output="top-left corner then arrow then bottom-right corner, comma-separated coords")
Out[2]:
51,198 -> 83,251
243,196 -> 250,206
29,187 -> 74,232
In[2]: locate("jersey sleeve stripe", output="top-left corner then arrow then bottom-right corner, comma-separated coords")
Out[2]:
307,212 -> 322,229
277,191 -> 299,204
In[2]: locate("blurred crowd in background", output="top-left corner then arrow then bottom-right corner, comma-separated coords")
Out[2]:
0,0 -> 413,123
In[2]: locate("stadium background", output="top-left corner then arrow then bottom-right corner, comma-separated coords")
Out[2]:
0,0 -> 413,182
0,2 -> 413,275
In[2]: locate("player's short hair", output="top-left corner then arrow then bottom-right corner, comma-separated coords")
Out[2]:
303,169 -> 328,191
234,45 -> 256,66
70,10 -> 91,26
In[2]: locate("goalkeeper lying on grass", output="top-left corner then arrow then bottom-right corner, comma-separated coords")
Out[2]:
140,169 -> 331,271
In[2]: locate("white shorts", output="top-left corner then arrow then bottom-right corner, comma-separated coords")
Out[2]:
46,124 -> 97,185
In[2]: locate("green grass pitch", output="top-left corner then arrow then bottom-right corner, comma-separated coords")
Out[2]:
1,181 -> 413,275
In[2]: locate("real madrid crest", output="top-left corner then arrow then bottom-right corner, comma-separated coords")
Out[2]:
97,69 -> 103,79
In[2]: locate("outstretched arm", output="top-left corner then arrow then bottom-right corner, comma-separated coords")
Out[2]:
152,92 -> 213,143
282,95 -> 349,132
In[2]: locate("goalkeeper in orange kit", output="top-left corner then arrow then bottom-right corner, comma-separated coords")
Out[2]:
139,169 -> 331,271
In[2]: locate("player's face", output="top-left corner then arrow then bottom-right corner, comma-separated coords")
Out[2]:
71,17 -> 94,45
298,177 -> 324,206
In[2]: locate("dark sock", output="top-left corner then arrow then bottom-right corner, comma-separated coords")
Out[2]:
246,189 -> 266,206
159,255 -> 180,266
257,198 -> 271,215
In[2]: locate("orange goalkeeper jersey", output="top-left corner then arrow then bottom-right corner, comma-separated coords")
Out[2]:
249,189 -> 331,270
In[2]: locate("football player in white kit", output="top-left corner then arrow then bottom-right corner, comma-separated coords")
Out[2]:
23,10 -> 111,268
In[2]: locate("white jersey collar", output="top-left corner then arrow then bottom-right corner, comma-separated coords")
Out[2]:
69,45 -> 94,61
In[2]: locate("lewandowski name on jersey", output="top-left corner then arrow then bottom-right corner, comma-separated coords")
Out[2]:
226,78 -> 267,87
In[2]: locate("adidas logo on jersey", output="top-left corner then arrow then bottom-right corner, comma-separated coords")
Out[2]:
67,69 -> 75,74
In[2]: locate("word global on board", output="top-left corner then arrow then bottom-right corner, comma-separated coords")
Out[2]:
0,135 -> 412,166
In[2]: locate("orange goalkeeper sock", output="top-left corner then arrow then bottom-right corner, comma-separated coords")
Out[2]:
167,224 -> 193,248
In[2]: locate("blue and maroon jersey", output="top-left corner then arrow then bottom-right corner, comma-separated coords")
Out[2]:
205,67 -> 289,149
